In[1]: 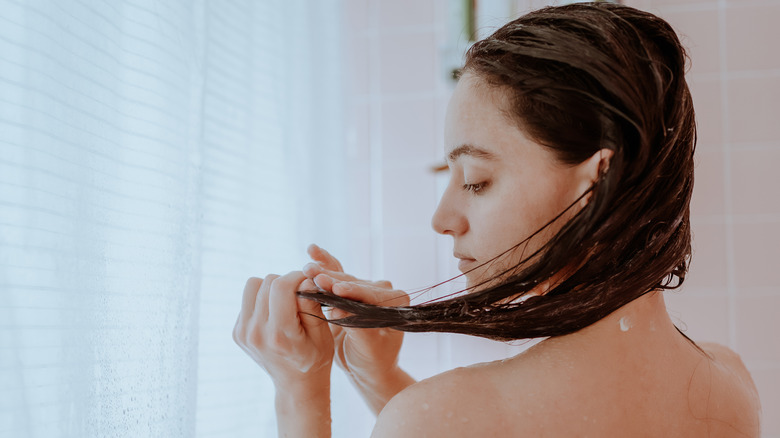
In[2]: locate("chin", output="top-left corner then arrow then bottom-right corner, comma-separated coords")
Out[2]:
463,266 -> 515,293
463,272 -> 490,292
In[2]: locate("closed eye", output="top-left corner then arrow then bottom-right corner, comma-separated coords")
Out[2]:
463,182 -> 489,194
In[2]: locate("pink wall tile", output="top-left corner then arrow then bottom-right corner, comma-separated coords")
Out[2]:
690,150 -> 725,218
399,333 -> 442,380
342,0 -> 370,32
656,7 -> 721,76
664,291 -> 730,345
345,230 -> 372,280
378,31 -> 437,94
623,0 -> 651,9
345,167 -> 371,229
345,101 -> 371,162
381,164 -> 437,230
748,367 -> 780,436
686,222 -> 728,291
726,3 -> 780,71
434,95 -> 451,157
343,36 -> 370,97
378,0 -> 436,29
380,97 -> 438,164
445,332 -> 515,369
634,0 -> 718,8
687,78 -> 723,150
382,231 -> 439,291
727,75 -> 780,144
736,295 -> 780,363
731,149 -> 780,216
732,222 -> 780,291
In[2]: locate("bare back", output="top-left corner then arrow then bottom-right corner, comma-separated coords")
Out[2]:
462,340 -> 759,437
372,293 -> 762,437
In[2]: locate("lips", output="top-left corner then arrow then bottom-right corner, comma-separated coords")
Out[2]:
454,253 -> 477,272
458,258 -> 477,272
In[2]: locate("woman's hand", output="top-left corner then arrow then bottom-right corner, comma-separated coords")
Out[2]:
303,245 -> 416,414
232,271 -> 334,390
233,271 -> 335,436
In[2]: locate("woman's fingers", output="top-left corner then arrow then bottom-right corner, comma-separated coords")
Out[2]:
307,244 -> 344,272
234,278 -> 263,354
254,274 -> 279,323
296,279 -> 330,332
308,273 -> 402,305
267,271 -> 308,337
303,263 -> 357,284
263,273 -> 329,340
331,281 -> 409,307
374,279 -> 393,289
240,277 -> 263,323
311,272 -> 338,291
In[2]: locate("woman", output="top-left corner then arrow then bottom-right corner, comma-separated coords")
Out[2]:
233,3 -> 762,436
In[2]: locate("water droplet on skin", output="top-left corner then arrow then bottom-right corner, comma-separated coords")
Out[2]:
619,316 -> 632,332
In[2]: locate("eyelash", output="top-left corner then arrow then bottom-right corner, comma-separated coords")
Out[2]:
463,182 -> 488,195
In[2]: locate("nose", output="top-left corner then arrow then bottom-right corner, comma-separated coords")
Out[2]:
431,185 -> 468,236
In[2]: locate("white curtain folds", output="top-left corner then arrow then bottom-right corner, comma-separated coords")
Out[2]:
0,0 -> 346,436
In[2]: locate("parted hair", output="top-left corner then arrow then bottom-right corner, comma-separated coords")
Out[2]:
301,2 -> 697,341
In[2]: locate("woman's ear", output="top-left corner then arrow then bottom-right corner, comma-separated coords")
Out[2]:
577,148 -> 613,206
594,148 -> 613,178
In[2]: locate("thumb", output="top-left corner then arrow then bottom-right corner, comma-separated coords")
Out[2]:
296,279 -> 330,331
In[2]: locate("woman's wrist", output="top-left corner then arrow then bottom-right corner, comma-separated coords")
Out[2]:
275,380 -> 331,411
274,370 -> 332,438
273,366 -> 331,398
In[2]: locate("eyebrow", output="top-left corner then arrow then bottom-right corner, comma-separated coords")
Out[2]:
447,144 -> 498,162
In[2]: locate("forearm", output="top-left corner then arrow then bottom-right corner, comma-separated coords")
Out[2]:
350,367 -> 417,415
275,377 -> 332,438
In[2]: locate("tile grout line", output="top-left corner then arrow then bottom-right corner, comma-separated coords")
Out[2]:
368,0 -> 384,280
716,0 -> 738,350
689,68 -> 780,82
432,0 -> 452,373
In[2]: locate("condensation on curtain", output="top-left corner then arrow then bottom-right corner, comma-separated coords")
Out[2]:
0,0 -> 346,436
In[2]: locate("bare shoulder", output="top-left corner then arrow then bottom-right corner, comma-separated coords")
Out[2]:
696,341 -> 763,435
371,342 -> 763,437
699,341 -> 744,365
698,341 -> 760,392
370,365 -> 523,438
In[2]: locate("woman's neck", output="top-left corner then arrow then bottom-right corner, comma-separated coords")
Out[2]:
532,290 -> 704,364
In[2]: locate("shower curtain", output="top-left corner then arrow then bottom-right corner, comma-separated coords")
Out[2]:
0,0 -> 346,436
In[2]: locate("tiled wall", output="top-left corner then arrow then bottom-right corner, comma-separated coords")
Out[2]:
630,2 -> 780,435
340,0 -> 779,435
341,0 -> 449,383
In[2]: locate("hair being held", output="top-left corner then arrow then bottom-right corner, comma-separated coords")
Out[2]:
300,2 -> 696,342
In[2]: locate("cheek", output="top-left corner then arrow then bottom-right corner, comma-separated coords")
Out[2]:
471,193 -> 537,258
477,178 -> 573,259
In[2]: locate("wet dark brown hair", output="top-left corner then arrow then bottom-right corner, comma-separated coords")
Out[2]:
301,2 -> 697,342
